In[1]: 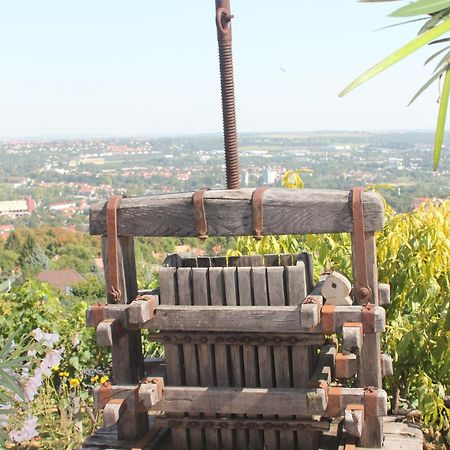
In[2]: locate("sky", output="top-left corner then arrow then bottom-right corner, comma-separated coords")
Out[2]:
0,1 -> 443,138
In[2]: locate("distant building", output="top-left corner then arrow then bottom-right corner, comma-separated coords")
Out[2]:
264,168 -> 278,185
48,202 -> 76,212
36,269 -> 86,295
0,224 -> 15,240
0,198 -> 36,218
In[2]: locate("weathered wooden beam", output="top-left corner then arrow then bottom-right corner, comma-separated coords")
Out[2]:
344,404 -> 364,438
93,380 -> 162,410
154,416 -> 331,432
308,342 -> 337,387
378,283 -> 391,306
87,303 -> 385,334
342,323 -> 363,355
90,189 -> 385,237
335,353 -> 358,379
321,272 -> 353,306
151,386 -> 387,418
381,353 -> 394,377
151,386 -> 327,416
153,331 -> 325,346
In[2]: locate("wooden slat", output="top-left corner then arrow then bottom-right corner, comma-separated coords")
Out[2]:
176,268 -> 203,450
267,266 -> 296,449
90,189 -> 385,237
159,267 -> 188,450
252,266 -> 277,450
223,266 -> 246,449
238,267 -> 263,450
192,268 -> 219,450
208,267 -> 234,450
153,386 -> 327,416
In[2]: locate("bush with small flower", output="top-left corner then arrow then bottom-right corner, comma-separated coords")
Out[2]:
0,281 -> 110,448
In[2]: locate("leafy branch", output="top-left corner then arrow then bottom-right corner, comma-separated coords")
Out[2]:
341,0 -> 450,170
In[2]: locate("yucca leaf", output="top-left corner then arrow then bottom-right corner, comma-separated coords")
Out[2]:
424,44 -> 450,64
433,65 -> 450,169
391,0 -> 450,17
419,9 -> 450,33
430,37 -> 450,43
376,17 -> 428,31
340,17 -> 450,97
433,48 -> 450,70
408,66 -> 446,105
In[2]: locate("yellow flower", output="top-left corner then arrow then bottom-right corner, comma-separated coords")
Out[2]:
100,375 -> 109,384
69,378 -> 80,388
91,375 -> 99,383
59,371 -> 69,378
52,366 -> 59,372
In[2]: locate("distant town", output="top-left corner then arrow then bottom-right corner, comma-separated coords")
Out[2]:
0,131 -> 448,240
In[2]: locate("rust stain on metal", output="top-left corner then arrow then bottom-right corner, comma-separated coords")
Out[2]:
352,187 -> 372,303
252,187 -> 269,239
216,0 -> 239,189
106,195 -> 123,303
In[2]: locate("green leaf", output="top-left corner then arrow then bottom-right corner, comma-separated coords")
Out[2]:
424,44 -> 450,64
375,17 -> 428,31
340,17 -> 450,96
391,0 -> 450,17
408,65 -> 446,105
433,48 -> 450,71
433,65 -> 450,169
418,9 -> 450,34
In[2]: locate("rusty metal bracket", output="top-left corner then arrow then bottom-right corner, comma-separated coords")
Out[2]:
321,304 -> 336,334
327,386 -> 342,417
252,187 -> 269,239
91,302 -> 105,328
361,303 -> 376,334
352,187 -> 372,303
192,189 -> 210,239
364,386 -> 379,416
106,195 -> 123,303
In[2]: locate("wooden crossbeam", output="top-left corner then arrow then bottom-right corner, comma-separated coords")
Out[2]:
89,189 -> 385,237
87,302 -> 386,335
150,386 -> 387,418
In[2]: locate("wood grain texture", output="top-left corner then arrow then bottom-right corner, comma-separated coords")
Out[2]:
352,233 -> 383,448
158,267 -> 188,449
152,387 -> 327,416
90,189 -> 385,237
208,267 -> 234,450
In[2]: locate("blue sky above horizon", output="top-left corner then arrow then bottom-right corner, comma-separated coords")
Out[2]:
0,1 -> 442,138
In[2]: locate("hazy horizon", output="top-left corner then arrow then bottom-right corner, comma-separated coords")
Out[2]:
0,1 -> 445,138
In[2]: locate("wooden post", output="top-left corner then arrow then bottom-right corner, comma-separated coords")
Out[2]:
352,232 -> 383,447
101,236 -> 145,440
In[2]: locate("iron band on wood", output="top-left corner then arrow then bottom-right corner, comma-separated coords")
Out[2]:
106,195 -> 123,303
90,189 -> 385,237
251,186 -> 269,239
192,188 -> 210,239
87,302 -> 386,334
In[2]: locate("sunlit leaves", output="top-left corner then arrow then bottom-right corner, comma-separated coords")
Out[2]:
390,0 -> 450,17
339,17 -> 450,97
433,66 -> 450,168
